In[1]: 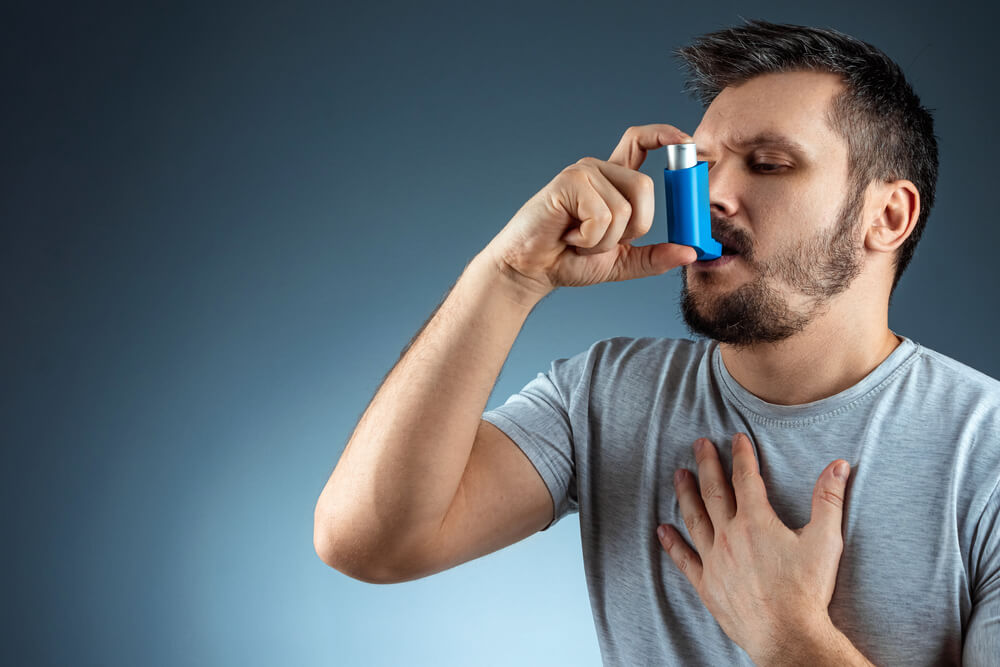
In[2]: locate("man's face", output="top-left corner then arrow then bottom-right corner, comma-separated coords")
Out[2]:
681,70 -> 868,346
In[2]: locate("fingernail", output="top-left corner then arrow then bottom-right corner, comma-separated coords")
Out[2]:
693,438 -> 705,454
674,468 -> 685,484
657,525 -> 666,540
834,461 -> 850,481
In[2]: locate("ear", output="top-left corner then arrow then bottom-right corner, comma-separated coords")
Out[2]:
864,179 -> 921,253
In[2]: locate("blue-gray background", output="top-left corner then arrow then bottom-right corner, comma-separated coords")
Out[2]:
3,1 -> 997,665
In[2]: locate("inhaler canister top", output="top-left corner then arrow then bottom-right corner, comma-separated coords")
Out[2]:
665,143 -> 697,171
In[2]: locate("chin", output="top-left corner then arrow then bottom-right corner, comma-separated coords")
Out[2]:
683,264 -> 745,293
679,271 -> 809,346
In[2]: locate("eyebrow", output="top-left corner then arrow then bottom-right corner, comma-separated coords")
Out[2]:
697,132 -> 811,159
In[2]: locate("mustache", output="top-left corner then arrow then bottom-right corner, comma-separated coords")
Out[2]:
711,216 -> 754,258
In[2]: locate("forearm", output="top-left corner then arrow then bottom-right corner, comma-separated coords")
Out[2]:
314,247 -> 546,574
758,615 -> 875,667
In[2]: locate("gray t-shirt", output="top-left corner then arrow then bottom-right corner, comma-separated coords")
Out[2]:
482,335 -> 1000,666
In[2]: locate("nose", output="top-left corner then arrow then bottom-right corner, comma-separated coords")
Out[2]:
706,157 -> 740,219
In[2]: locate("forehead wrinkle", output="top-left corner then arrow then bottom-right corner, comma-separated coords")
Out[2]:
695,130 -> 814,162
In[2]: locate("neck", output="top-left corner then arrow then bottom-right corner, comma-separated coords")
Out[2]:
718,293 -> 901,406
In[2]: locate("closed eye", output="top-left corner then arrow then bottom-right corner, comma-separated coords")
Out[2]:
751,163 -> 788,173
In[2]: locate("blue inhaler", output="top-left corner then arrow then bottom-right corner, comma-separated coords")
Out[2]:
662,143 -> 722,261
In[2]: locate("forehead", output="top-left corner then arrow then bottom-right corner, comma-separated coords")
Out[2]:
692,70 -> 848,159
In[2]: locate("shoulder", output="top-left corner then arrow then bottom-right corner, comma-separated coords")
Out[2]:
559,336 -> 713,393
581,335 -> 710,368
904,341 -> 1000,492
912,343 -> 1000,387
907,342 -> 1000,415
544,336 -> 712,417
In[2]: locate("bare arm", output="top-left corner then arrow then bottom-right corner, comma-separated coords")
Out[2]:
313,248 -> 544,581
313,124 -> 698,582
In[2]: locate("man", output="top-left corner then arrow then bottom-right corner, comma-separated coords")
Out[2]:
314,19 -> 1000,665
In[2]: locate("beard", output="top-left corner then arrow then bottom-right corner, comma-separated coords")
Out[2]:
680,183 -> 866,347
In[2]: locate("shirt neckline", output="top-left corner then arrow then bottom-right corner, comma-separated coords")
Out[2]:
711,335 -> 920,425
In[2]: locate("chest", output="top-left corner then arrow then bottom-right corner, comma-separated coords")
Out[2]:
578,416 -> 969,666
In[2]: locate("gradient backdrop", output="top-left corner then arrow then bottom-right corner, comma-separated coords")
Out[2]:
4,1 -> 998,665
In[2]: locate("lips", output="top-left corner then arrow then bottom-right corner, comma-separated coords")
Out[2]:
692,253 -> 737,269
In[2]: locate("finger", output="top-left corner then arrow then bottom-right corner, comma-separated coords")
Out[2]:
556,164 -> 616,250
589,159 -> 656,243
657,524 -> 703,586
730,433 -> 772,518
606,242 -> 698,282
559,160 -> 628,252
563,158 -> 653,254
805,459 -> 851,539
674,467 -> 715,555
608,124 -> 694,170
693,437 -> 736,525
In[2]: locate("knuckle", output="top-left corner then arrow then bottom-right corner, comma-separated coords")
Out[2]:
562,167 -> 591,190
640,173 -> 655,193
735,468 -> 757,484
734,517 -> 754,538
639,244 -> 654,273
683,511 -> 704,533
675,553 -> 689,572
637,213 -> 653,235
575,156 -> 598,167
820,487 -> 845,508
700,481 -> 723,503
614,200 -> 633,221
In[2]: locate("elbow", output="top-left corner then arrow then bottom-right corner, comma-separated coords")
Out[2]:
312,519 -> 340,570
312,504 -> 354,573
313,507 -> 400,585
312,498 -> 338,567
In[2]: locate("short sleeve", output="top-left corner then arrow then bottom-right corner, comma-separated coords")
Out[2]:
964,479 -> 1000,666
482,347 -> 592,531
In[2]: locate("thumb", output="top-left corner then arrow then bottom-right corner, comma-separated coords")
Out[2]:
806,459 -> 850,537
613,242 -> 698,281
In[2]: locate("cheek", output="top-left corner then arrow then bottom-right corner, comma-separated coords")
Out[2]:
748,186 -> 834,255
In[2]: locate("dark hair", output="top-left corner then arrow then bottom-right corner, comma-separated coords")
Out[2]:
674,19 -> 939,294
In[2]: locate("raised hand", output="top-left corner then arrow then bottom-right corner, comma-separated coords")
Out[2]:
482,124 -> 699,306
